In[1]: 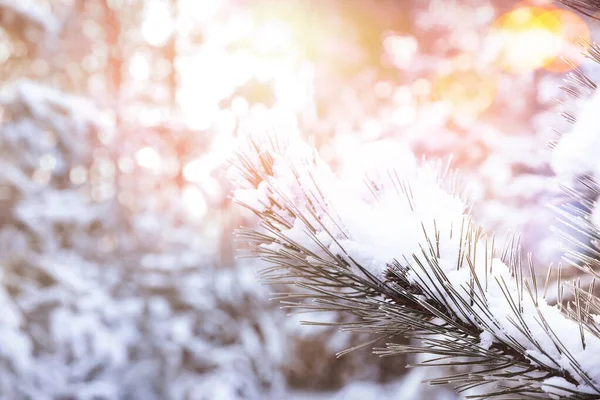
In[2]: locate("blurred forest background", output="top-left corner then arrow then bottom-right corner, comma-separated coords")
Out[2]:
1,0 -> 598,398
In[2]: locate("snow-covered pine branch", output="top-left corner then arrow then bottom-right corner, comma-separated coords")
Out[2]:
551,36 -> 600,290
230,115 -> 600,399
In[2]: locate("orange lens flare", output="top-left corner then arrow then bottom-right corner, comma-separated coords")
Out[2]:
543,9 -> 590,73
492,5 -> 588,74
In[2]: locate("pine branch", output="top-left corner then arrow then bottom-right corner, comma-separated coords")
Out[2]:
231,124 -> 600,399
558,1 -> 600,20
553,30 -> 600,293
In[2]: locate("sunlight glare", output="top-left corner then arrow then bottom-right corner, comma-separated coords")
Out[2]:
543,9 -> 590,73
384,35 -> 418,69
254,20 -> 293,53
273,62 -> 315,112
224,13 -> 254,41
183,157 -> 210,184
209,130 -> 236,166
214,110 -> 237,134
231,96 -> 249,117
129,53 -> 150,81
135,146 -> 161,171
179,0 -> 222,23
491,5 -> 588,73
181,185 -> 208,219
141,2 -> 173,47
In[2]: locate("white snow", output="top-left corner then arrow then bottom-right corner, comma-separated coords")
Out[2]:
233,182 -> 270,212
478,330 -> 494,350
552,88 -> 600,179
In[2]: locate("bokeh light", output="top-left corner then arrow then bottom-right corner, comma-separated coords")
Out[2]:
181,184 -> 208,219
141,2 -> 174,47
135,146 -> 161,171
432,68 -> 497,119
492,3 -> 589,73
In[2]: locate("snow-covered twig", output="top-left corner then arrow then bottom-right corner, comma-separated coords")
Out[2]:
231,119 -> 600,399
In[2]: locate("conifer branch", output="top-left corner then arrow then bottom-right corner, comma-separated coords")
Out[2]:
231,125 -> 600,399
558,1 -> 600,20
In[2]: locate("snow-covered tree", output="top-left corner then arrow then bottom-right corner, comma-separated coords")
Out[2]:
230,4 -> 600,398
